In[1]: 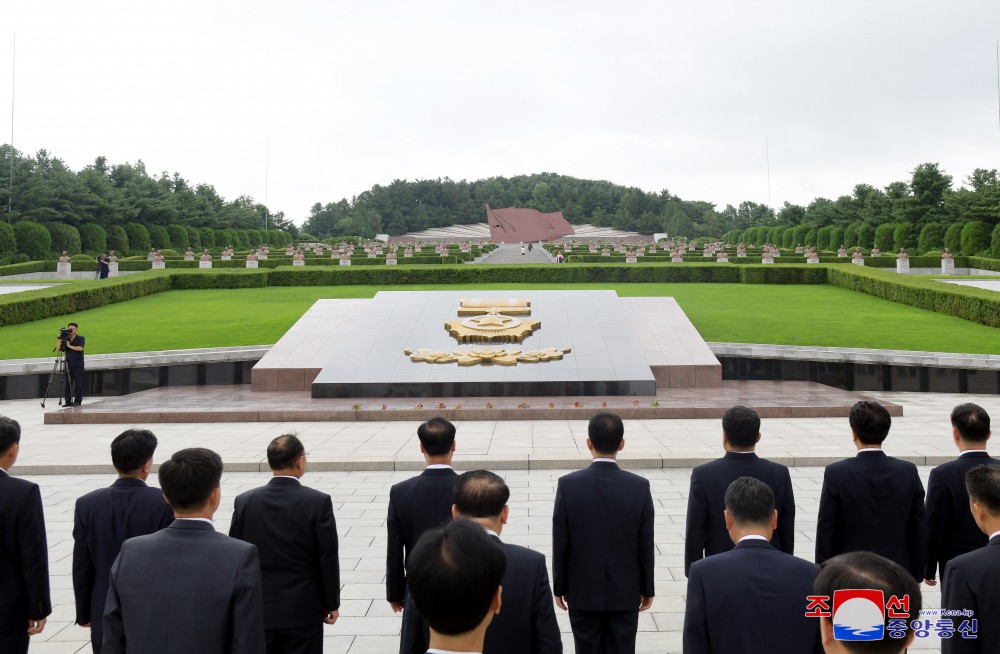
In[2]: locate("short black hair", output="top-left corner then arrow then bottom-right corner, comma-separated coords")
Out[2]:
724,476 -> 775,526
0,416 -> 21,456
407,519 -> 506,636
722,405 -> 760,449
158,448 -> 223,512
267,434 -> 305,471
814,552 -> 921,654
110,429 -> 158,474
951,403 -> 991,443
966,463 -> 1000,515
418,417 -> 456,456
68,322 -> 78,328
454,470 -> 510,518
849,401 -> 892,445
588,412 -> 624,454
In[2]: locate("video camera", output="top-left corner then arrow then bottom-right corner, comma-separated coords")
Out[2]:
58,327 -> 73,341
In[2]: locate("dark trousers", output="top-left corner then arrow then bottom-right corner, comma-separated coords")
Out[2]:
92,630 -> 103,654
65,365 -> 84,405
568,608 -> 639,654
0,628 -> 29,654
264,623 -> 323,654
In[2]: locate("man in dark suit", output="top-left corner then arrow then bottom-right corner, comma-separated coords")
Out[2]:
406,520 -> 506,654
73,428 -> 174,654
386,417 -> 459,612
102,448 -> 265,654
814,552 -> 921,654
924,403 -> 997,587
815,400 -> 926,580
230,434 -> 340,654
685,476 -> 821,653
58,321 -> 86,406
553,412 -> 655,654
684,405 -> 796,575
0,416 -> 51,654
401,470 -> 562,654
941,463 -> 1000,654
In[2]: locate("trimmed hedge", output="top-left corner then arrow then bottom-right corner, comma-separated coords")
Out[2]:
0,261 -> 48,276
13,221 -> 51,260
0,273 -> 173,326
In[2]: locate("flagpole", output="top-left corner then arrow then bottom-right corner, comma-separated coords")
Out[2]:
7,33 -> 14,222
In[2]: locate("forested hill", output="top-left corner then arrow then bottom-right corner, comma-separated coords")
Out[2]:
301,166 -> 1000,245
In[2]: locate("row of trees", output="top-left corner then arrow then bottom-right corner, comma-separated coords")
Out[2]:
0,145 -> 295,235
0,220 -> 294,263
302,164 -> 1000,244
2,142 -> 999,258
720,219 -> 1000,257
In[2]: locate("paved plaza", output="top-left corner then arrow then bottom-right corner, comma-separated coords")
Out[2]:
6,390 -> 1000,653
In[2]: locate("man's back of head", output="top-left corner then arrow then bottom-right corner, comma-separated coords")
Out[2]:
952,403 -> 991,444
407,519 -> 506,644
588,412 -> 624,455
722,405 -> 761,450
0,415 -> 20,461
724,476 -> 775,536
966,463 -> 1000,528
158,448 -> 223,515
814,552 -> 921,653
454,470 -> 509,519
111,429 -> 158,476
849,401 -> 892,446
266,434 -> 305,472
418,417 -> 456,458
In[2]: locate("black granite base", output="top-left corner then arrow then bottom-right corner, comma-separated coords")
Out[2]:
310,378 -> 657,399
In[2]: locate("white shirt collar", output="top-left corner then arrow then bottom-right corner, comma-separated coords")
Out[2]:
857,448 -> 883,454
426,464 -> 453,470
484,528 -> 500,539
272,474 -> 301,482
428,650 -> 481,654
961,450 -> 989,455
991,530 -> 1000,541
175,517 -> 214,526
738,534 -> 769,542
592,457 -> 617,463
728,451 -> 756,455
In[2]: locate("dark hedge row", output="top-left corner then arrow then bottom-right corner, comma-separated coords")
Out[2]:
0,261 -> 50,276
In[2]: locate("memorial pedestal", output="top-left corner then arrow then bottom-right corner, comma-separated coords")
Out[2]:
852,258 -> 865,266
184,255 -> 194,261
57,262 -> 71,278
221,255 -> 232,261
108,262 -> 119,277
339,259 -> 351,266
671,257 -> 684,263
292,260 -> 304,267
941,259 -> 955,274
199,261 -> 212,269
246,260 -> 259,269
807,257 -> 819,264
386,259 -> 397,265
152,261 -> 166,270
762,257 -> 774,264
896,260 -> 910,274
625,256 -> 637,263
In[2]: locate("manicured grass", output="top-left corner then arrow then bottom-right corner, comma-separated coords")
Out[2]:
0,283 -> 998,359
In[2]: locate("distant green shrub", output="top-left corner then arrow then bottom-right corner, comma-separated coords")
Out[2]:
13,221 -> 51,260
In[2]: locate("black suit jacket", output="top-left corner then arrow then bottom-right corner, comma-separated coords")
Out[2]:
815,450 -> 926,580
684,539 -> 822,654
386,467 -> 459,603
924,451 -> 1000,581
0,468 -> 51,634
401,535 -> 563,654
73,478 -> 174,634
941,535 -> 1000,654
229,477 -> 340,628
552,461 -> 655,612
684,451 -> 796,575
102,520 -> 265,654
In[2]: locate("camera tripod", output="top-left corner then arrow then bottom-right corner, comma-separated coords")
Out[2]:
41,348 -> 71,408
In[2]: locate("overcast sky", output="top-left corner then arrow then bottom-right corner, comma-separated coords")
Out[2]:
3,0 -> 999,226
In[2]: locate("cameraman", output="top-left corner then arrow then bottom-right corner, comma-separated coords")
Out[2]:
57,322 -> 85,406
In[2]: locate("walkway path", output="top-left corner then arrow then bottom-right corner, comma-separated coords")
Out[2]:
481,242 -> 552,263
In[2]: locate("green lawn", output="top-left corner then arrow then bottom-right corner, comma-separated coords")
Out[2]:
1,283 -> 998,359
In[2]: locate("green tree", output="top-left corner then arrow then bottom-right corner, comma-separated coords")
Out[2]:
78,224 -> 107,254
125,222 -> 152,255
791,224 -> 810,247
185,226 -> 201,249
107,224 -> 129,255
829,227 -> 845,251
917,223 -> 945,254
167,224 -> 189,250
990,223 -> 1000,257
844,222 -> 861,248
960,221 -> 991,255
148,224 -> 171,249
13,221 -> 51,259
816,226 -> 835,251
944,223 -> 963,252
892,222 -> 915,251
199,227 -> 216,250
856,223 -> 874,249
874,223 -> 896,251
46,222 -> 82,256
0,222 -> 17,263
909,163 -> 952,224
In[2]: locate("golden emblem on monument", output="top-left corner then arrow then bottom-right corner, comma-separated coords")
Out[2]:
445,298 -> 540,343
404,298 -> 571,366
